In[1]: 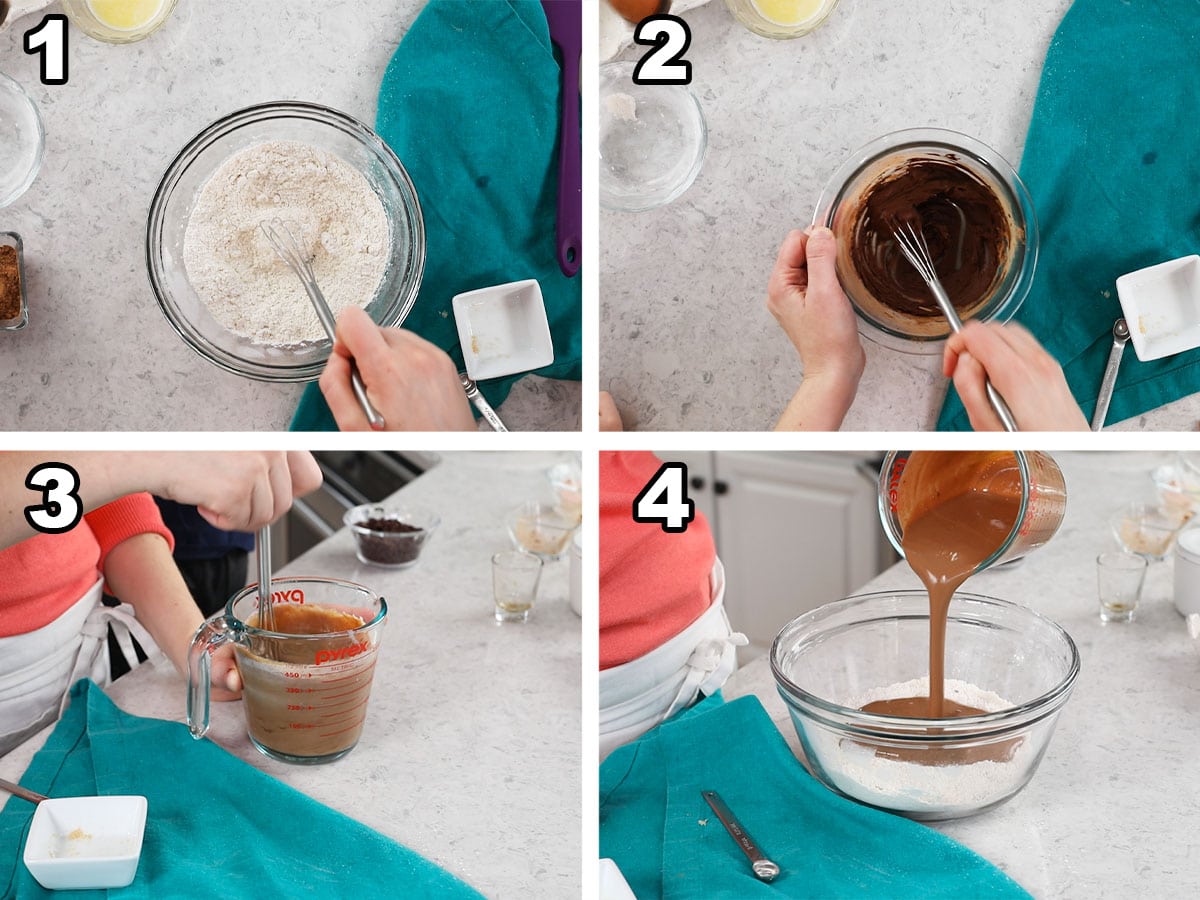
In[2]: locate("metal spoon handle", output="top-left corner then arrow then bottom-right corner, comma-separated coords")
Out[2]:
701,790 -> 780,882
459,374 -> 508,432
1092,318 -> 1130,431
0,777 -> 47,805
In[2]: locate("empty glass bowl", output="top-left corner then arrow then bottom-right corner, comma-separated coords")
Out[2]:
599,61 -> 706,212
771,590 -> 1078,820
147,101 -> 425,382
814,128 -> 1038,354
1110,501 -> 1194,561
0,72 -> 44,209
506,501 -> 577,561
344,504 -> 440,569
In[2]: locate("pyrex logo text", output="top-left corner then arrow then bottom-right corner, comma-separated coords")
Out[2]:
315,640 -> 370,666
272,589 -> 305,604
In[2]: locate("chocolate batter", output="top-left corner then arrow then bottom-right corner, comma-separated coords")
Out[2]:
861,452 -> 1024,746
838,155 -> 1017,330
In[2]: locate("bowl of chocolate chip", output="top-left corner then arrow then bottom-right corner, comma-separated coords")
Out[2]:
771,590 -> 1078,820
344,504 -> 440,569
814,128 -> 1038,353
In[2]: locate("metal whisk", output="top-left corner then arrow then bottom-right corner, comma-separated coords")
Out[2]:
892,219 -> 1019,432
260,218 -> 385,430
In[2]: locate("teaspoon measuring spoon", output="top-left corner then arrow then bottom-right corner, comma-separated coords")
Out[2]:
701,790 -> 780,882
0,776 -> 47,805
1091,317 -> 1130,431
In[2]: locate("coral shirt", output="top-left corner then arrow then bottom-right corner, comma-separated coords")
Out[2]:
600,452 -> 716,670
0,493 -> 175,638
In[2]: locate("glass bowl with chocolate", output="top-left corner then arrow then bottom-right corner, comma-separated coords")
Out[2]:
814,128 -> 1038,353
344,504 -> 440,570
771,590 -> 1078,820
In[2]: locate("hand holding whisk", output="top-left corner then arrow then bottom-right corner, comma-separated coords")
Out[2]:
892,218 -> 1019,432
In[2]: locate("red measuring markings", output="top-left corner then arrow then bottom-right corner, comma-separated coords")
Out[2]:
314,640 -> 370,666
887,456 -> 908,513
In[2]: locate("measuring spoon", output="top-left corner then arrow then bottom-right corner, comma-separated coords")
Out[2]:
0,776 -> 46,804
701,790 -> 780,882
1091,318 -> 1130,431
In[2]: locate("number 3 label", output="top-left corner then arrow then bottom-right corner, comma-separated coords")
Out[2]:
25,463 -> 83,534
633,462 -> 695,533
633,15 -> 692,86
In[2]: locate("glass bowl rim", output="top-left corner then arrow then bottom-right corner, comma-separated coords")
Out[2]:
145,99 -> 426,383
770,589 -> 1079,735
811,126 -> 1039,354
0,72 -> 45,210
227,575 -> 386,638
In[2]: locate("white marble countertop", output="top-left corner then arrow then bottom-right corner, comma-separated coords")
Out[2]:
0,451 -> 582,899
600,1 -> 1198,431
0,0 -> 579,431
723,451 -> 1200,897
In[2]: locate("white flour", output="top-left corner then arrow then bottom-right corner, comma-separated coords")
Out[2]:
183,140 -> 389,345
806,677 -> 1036,815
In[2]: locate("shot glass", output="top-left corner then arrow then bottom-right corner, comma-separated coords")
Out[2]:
1097,551 -> 1148,623
492,550 -> 543,623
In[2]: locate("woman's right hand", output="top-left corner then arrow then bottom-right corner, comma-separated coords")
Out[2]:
943,320 -> 1089,431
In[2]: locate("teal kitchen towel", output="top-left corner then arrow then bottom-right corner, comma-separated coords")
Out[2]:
291,0 -> 581,431
938,0 -> 1200,430
0,681 -> 483,899
600,694 -> 1030,899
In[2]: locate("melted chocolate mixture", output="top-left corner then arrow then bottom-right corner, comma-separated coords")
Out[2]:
848,157 -> 1012,319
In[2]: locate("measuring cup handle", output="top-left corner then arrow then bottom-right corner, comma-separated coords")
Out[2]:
186,614 -> 234,740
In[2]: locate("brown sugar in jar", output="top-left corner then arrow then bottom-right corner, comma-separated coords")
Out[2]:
0,244 -> 21,322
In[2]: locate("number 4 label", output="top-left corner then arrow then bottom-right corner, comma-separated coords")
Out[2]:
633,462 -> 695,533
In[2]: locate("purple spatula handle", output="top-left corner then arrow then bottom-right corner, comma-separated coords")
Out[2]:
542,0 -> 581,277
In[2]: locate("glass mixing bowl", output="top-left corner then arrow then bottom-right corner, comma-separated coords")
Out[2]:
771,590 -> 1078,820
146,101 -> 425,382
813,128 -> 1038,354
0,72 -> 44,209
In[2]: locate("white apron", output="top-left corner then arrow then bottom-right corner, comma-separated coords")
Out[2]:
599,559 -> 747,762
0,578 -> 158,758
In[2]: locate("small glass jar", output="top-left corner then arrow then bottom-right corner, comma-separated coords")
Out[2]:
1,233 -> 28,332
62,0 -> 180,44
724,0 -> 840,39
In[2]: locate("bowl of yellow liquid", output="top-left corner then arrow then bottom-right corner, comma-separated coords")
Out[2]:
724,0 -> 840,38
62,0 -> 179,44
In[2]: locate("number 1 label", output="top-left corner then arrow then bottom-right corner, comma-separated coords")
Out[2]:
24,14 -> 69,86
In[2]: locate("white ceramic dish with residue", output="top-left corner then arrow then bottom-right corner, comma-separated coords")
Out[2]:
452,279 -> 554,381
23,795 -> 147,890
1116,255 -> 1200,361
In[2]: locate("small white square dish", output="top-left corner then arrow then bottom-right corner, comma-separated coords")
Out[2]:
23,795 -> 147,890
452,279 -> 554,381
1116,254 -> 1200,361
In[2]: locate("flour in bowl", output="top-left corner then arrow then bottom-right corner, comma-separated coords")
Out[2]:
183,140 -> 389,345
805,677 -> 1037,816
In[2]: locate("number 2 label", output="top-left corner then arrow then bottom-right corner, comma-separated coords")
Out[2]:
24,463 -> 83,534
633,15 -> 692,86
633,462 -> 695,533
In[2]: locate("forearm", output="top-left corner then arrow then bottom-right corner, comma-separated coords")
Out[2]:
774,370 -> 861,431
102,532 -> 203,676
0,452 -> 166,550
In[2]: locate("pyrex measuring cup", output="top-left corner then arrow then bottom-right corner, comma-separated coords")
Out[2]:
879,451 -> 1067,572
188,577 -> 386,765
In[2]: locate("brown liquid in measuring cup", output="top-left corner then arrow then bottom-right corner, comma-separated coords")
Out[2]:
238,603 -> 377,759
874,452 -> 1023,724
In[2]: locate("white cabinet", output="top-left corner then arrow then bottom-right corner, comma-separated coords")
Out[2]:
660,452 -> 895,662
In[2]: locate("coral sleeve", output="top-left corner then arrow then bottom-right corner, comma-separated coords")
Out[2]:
84,493 -> 175,575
